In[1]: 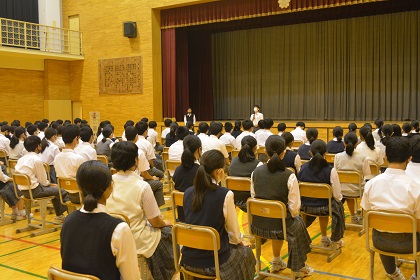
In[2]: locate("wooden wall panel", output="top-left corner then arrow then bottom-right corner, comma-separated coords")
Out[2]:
0,68 -> 44,123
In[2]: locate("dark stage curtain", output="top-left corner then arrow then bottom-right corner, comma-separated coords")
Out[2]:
162,28 -> 176,119
0,0 -> 39,23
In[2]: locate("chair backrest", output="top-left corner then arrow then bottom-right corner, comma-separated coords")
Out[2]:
225,144 -> 233,153
225,176 -> 251,192
163,147 -> 169,153
286,167 -> 295,173
231,149 -> 240,159
166,160 -> 181,174
171,191 -> 184,221
58,177 -> 83,206
0,149 -> 8,166
42,162 -> 51,181
325,153 -> 335,164
369,163 -> 380,177
381,158 -> 389,168
48,266 -> 100,280
110,168 -> 117,175
292,140 -> 303,149
247,198 -> 287,240
109,212 -> 130,226
256,146 -> 265,156
97,155 -> 108,165
299,182 -> 333,216
337,170 -> 363,185
172,223 -> 221,279
8,159 -> 18,171
162,152 -> 169,163
301,159 -> 310,165
12,173 -> 32,199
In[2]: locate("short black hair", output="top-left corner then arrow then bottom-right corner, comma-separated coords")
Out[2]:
135,121 -> 148,135
125,126 -> 138,141
26,125 -> 38,135
254,105 -> 260,110
38,122 -> 48,131
80,126 -> 93,142
149,121 -> 157,129
164,119 -> 172,127
1,125 -> 10,133
11,120 -> 20,127
124,120 -> 135,129
62,124 -> 80,144
277,123 -> 286,132
296,122 -> 305,128
265,118 -> 274,129
64,120 -> 71,125
281,132 -> 294,146
111,141 -> 138,172
209,122 -> 223,136
141,117 -> 149,123
224,122 -> 233,132
25,121 -> 33,128
42,119 -> 49,123
24,135 -> 41,152
56,119 -> 63,125
410,135 -> 420,163
74,118 -> 82,124
348,123 -> 357,132
402,123 -> 412,134
81,120 -> 88,125
242,119 -> 253,131
374,118 -> 384,128
198,122 -> 209,134
186,121 -> 193,129
176,126 -> 190,140
257,120 -> 265,129
386,137 -> 411,163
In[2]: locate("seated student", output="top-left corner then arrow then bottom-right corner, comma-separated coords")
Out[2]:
281,132 -> 302,173
95,126 -> 114,159
0,125 -> 11,155
361,137 -> 420,280
54,125 -> 65,148
298,128 -> 318,160
0,165 -> 28,220
106,142 -> 175,280
251,135 -> 313,276
277,122 -> 286,136
392,124 -> 402,137
185,121 -> 195,135
121,120 -> 135,141
256,118 -> 274,147
327,126 -> 345,154
229,136 -> 262,212
402,123 -> 412,137
334,132 -> 370,225
372,118 -> 384,142
234,120 -> 255,150
61,160 -> 139,280
377,123 -> 394,158
411,120 -> 420,135
298,139 -> 345,248
9,126 -> 26,160
26,124 -> 40,137
54,125 -> 86,204
202,122 -> 230,166
37,122 -> 48,140
254,120 -> 265,136
165,122 -> 179,147
290,122 -> 306,143
39,128 -> 60,184
125,126 -> 165,207
356,126 -> 384,180
219,122 -> 235,147
74,126 -> 97,161
15,136 -> 68,224
348,123 -> 357,133
168,126 -> 190,161
95,120 -> 111,144
182,150 -> 256,279
161,118 -> 172,141
73,118 -> 82,126
231,120 -> 243,139
172,135 -> 201,222
196,122 -> 209,143
406,135 -> 420,184
147,121 -> 164,152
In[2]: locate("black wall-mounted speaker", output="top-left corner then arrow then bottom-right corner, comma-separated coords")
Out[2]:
123,21 -> 137,38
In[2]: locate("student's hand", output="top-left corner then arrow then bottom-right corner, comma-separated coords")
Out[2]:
7,178 -> 13,182
152,176 -> 158,181
163,220 -> 172,227
240,240 -> 252,248
0,161 -> 3,165
49,183 -> 58,187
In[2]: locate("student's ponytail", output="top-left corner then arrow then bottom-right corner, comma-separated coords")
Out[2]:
344,132 -> 358,156
309,140 -> 329,175
333,126 -> 343,143
10,126 -> 25,149
83,194 -> 98,212
40,128 -> 57,153
267,152 -> 285,173
181,148 -> 196,169
40,138 -> 50,153
238,136 -> 257,163
181,135 -> 202,170
265,135 -> 286,173
360,126 -> 375,150
380,124 -> 393,146
306,128 -> 318,144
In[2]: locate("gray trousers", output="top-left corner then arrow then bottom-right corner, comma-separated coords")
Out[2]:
21,185 -> 68,216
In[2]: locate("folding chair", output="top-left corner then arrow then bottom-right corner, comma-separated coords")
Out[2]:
292,140 -> 303,151
257,146 -> 268,163
225,176 -> 251,211
110,168 -> 117,175
325,153 -> 335,164
171,190 -> 184,222
97,155 -> 109,166
163,147 -> 169,153
231,149 -> 240,159
172,223 -> 221,279
12,173 -> 58,237
165,160 -> 181,192
286,167 -> 295,173
58,178 -> 83,214
225,144 -> 233,154
369,163 -> 380,178
47,266 -> 99,280
247,198 -> 295,279
337,170 -> 364,236
0,149 -> 9,170
8,159 -> 18,175
365,211 -> 420,280
299,182 -> 341,262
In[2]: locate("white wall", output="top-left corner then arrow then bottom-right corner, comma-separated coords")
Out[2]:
38,0 -> 62,52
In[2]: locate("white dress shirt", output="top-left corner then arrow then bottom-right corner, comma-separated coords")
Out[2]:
361,168 -> 420,220
256,129 -> 273,147
290,127 -> 307,143
15,152 -> 50,189
96,133 -> 104,144
74,142 -> 98,161
161,128 -> 170,139
234,131 -> 256,150
147,129 -> 159,148
184,114 -> 196,125
9,140 -> 24,160
250,112 -> 264,127
55,137 -> 65,149
54,149 -> 86,179
372,128 -> 381,142
135,136 -> 156,161
37,131 -> 45,140
286,147 -> 303,172
0,134 -> 10,155
79,204 -> 140,280
219,132 -> 235,147
121,131 -> 127,142
197,133 -> 209,143
136,149 -> 150,174
355,141 -> 384,180
168,140 -> 184,161
406,162 -> 420,185
202,135 -> 229,158
39,140 -> 60,165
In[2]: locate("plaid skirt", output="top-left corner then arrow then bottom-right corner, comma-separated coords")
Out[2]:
0,181 -> 20,207
146,226 -> 178,280
183,244 -> 256,280
301,199 -> 345,242
251,216 -> 312,272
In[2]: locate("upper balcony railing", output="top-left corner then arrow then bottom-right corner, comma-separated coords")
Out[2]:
0,17 -> 83,56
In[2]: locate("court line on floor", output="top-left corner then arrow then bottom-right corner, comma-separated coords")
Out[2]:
0,263 -> 47,279
0,234 -> 60,251
0,238 -> 60,258
0,234 -> 32,245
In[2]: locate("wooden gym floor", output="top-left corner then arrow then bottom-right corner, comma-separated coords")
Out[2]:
0,194 -> 416,280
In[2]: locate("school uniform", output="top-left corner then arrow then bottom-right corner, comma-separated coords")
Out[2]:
298,163 -> 345,242
184,114 -> 196,125
0,133 -> 10,155
326,138 -> 345,154
290,127 -> 306,143
54,136 -> 65,149
147,129 -> 159,148
406,161 -> 420,185
202,135 -> 229,159
219,132 -> 235,147
0,168 -> 20,207
74,142 -> 98,161
197,133 -> 209,143
38,131 -> 45,140
297,143 -> 311,160
164,134 -> 177,147
96,138 -> 113,159
39,140 -> 60,183
355,141 -> 383,179
250,112 -> 264,127
372,128 -> 381,142
234,131 -> 256,150
256,129 -> 273,147
168,140 -> 183,162
61,204 -> 140,280
182,182 -> 256,279
9,140 -> 24,160
282,148 -> 302,173
251,165 -> 312,272
107,171 -> 176,280
161,128 -> 170,140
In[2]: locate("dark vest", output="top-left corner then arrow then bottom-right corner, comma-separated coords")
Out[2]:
326,140 -> 345,154
61,211 -> 122,280
282,150 -> 297,173
298,163 -> 332,207
252,165 -> 293,230
229,157 -> 260,208
182,185 -> 230,268
185,114 -> 195,124
298,144 -> 311,160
